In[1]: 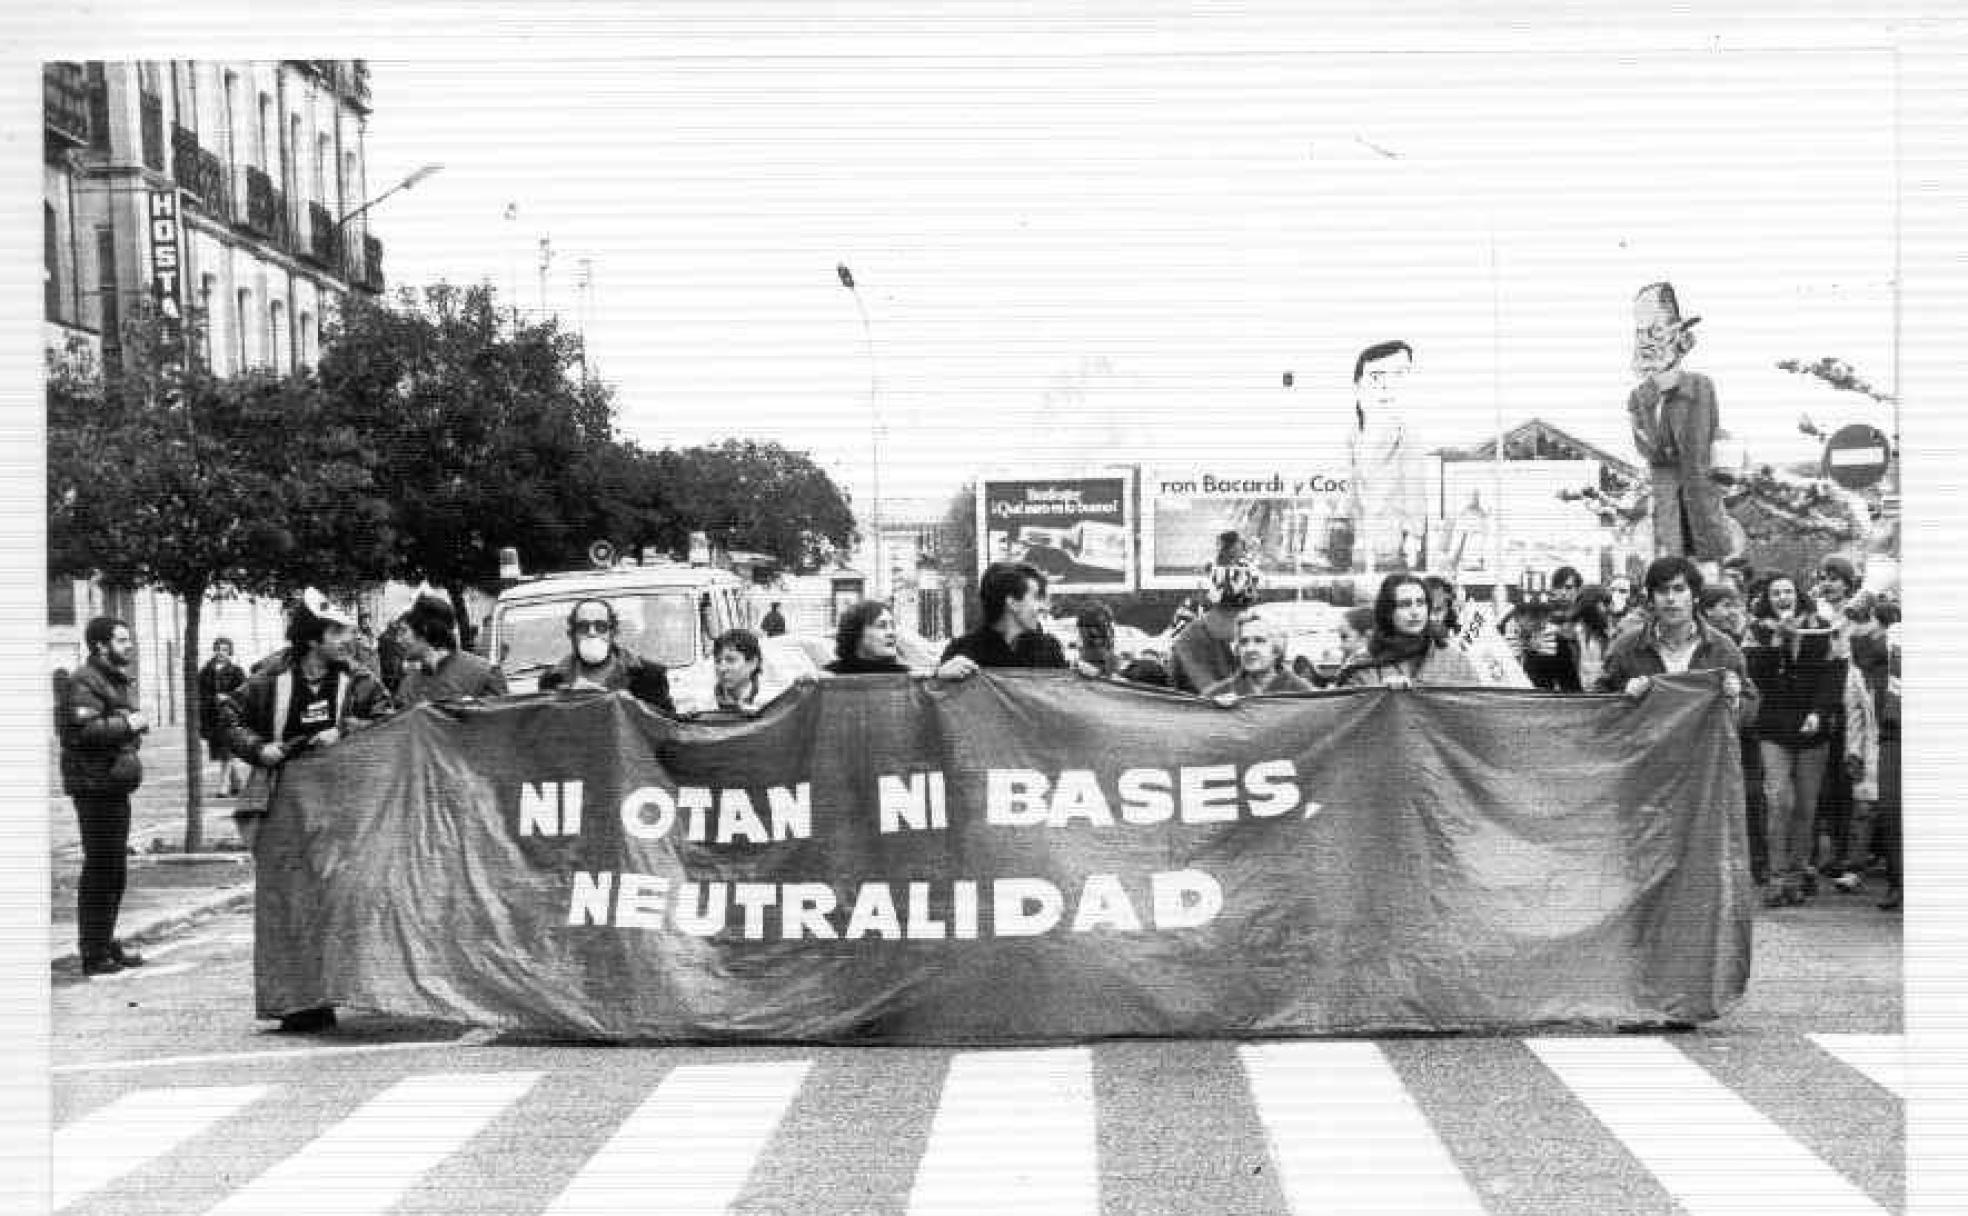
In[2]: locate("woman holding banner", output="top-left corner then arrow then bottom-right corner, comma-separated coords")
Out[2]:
825,601 -> 912,675
1340,573 -> 1487,689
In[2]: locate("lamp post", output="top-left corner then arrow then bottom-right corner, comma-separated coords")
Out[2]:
333,162 -> 444,232
838,262 -> 885,600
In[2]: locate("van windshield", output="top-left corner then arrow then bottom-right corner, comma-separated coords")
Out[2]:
496,593 -> 700,672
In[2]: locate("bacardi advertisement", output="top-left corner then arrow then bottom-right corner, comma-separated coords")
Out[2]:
977,475 -> 1134,590
1140,465 -> 1365,590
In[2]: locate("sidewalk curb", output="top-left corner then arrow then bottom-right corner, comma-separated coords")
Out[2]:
50,883 -> 256,969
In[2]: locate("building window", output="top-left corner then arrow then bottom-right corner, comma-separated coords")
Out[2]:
200,272 -> 219,369
269,298 -> 287,370
299,309 -> 315,367
258,92 -> 273,169
315,134 -> 331,207
288,114 -> 303,203
236,287 -> 252,369
222,69 -> 240,165
49,577 -> 78,628
96,227 -> 120,357
44,203 -> 60,322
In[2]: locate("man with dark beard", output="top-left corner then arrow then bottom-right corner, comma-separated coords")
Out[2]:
59,617 -> 151,976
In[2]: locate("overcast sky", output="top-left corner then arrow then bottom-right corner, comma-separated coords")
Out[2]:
340,11 -> 1902,518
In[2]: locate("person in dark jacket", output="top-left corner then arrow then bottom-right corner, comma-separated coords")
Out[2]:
827,600 -> 913,675
1593,556 -> 1753,715
1165,562 -> 1256,694
760,601 -> 788,638
221,590 -> 392,1032
537,597 -> 676,715
1740,572 -> 1841,906
59,617 -> 151,976
936,561 -> 1067,679
391,595 -> 508,705
196,637 -> 247,796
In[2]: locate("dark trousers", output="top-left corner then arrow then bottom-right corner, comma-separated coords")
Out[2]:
1740,735 -> 1768,882
1878,731 -> 1902,888
72,791 -> 132,956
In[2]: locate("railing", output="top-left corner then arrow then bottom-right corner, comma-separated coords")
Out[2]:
242,165 -> 291,248
176,135 -> 231,222
139,92 -> 164,171
358,234 -> 385,293
304,201 -> 343,270
43,63 -> 91,147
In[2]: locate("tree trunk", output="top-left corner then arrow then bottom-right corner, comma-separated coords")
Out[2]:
181,588 -> 205,853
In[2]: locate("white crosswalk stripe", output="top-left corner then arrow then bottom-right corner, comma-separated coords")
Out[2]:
1240,1041 -> 1488,1214
53,1083 -> 268,1210
52,1034 -> 1902,1214
544,1060 -> 810,1215
1810,1033 -> 1905,1097
907,1047 -> 1100,1215
205,1071 -> 543,1215
1528,1037 -> 1888,1215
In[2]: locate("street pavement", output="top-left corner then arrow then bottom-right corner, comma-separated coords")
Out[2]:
48,748 -> 1910,1213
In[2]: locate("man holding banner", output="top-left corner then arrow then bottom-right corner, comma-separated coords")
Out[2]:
936,561 -> 1068,678
1595,556 -> 1753,722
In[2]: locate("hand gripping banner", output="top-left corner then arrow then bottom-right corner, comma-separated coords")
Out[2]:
253,672 -> 1752,1042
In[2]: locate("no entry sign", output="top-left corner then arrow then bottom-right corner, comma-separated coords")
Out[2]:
1823,424 -> 1891,490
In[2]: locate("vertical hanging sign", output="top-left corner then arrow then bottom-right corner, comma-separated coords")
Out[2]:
147,189 -> 184,321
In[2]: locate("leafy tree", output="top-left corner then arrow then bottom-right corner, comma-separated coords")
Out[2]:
316,283 -> 615,628
48,307 -> 392,849
645,440 -> 856,571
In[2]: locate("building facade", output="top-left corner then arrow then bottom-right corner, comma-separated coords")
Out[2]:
44,60 -> 388,718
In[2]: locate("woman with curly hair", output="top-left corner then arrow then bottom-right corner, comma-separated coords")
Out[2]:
825,600 -> 911,675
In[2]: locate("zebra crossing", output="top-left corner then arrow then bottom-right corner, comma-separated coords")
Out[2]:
53,1033 -> 1903,1215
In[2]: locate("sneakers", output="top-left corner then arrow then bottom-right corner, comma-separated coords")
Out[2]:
1833,871 -> 1865,894
108,941 -> 145,967
275,1007 -> 337,1033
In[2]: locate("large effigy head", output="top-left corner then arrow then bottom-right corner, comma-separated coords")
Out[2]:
1632,281 -> 1701,377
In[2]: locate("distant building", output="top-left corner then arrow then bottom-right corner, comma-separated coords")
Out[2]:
43,60 -> 387,716
44,59 -> 381,378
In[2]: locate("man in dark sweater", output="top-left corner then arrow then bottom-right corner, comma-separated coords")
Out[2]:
937,561 -> 1067,679
392,595 -> 508,705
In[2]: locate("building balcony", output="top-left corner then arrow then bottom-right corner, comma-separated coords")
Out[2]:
357,234 -> 385,294
43,63 -> 92,149
175,134 -> 232,222
302,201 -> 344,271
242,165 -> 292,249
139,92 -> 164,172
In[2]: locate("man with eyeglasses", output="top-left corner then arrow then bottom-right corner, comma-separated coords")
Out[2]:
538,598 -> 676,715
1346,339 -> 1429,574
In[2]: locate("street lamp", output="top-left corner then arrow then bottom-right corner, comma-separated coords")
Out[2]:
838,262 -> 886,600
334,162 -> 444,232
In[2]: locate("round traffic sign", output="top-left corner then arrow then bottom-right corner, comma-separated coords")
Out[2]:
587,538 -> 618,569
1822,424 -> 1891,490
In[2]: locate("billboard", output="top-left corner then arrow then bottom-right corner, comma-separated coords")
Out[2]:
977,474 -> 1134,590
1437,459 -> 1610,583
1141,463 -> 1442,590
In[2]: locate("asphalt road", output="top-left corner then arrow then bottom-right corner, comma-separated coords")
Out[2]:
50,901 -> 1903,1215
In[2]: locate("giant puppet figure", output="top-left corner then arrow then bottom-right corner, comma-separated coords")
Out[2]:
1627,283 -> 1732,573
1347,339 -> 1430,573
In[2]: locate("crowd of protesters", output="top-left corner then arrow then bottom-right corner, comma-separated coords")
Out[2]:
64,543 -> 1895,1007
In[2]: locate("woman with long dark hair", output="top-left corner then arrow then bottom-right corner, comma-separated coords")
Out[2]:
1339,573 -> 1486,688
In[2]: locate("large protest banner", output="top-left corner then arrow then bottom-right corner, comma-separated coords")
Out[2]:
255,673 -> 1751,1043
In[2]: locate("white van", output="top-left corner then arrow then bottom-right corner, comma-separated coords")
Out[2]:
486,563 -> 754,698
